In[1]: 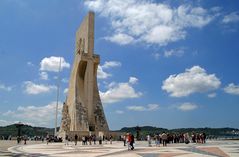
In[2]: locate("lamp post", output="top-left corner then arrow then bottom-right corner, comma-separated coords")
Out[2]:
55,57 -> 62,136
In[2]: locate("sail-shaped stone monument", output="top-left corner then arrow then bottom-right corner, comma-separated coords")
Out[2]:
59,12 -> 109,137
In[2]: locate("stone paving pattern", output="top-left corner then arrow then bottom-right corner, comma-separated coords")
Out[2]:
1,140 -> 239,157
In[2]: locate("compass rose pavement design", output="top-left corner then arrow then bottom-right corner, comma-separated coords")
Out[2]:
3,140 -> 239,157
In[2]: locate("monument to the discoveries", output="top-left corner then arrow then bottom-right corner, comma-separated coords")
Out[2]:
59,12 -> 109,137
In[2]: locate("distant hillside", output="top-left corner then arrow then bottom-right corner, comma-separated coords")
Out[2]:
117,126 -> 239,138
0,124 -> 54,138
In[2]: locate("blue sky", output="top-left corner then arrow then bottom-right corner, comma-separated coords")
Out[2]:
0,0 -> 239,130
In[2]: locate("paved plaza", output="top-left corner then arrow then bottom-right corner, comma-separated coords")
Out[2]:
0,140 -> 238,157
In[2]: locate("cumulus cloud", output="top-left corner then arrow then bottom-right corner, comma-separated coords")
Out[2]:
101,61 -> 121,69
97,61 -> 121,79
85,0 -> 215,46
105,33 -> 134,45
39,71 -> 48,80
40,56 -> 70,72
2,102 -> 63,127
129,77 -> 138,84
127,104 -> 159,111
97,65 -> 111,79
224,83 -> 239,95
0,83 -> 12,92
222,12 -> 239,24
23,81 -> 56,95
100,77 -> 142,104
177,102 -> 198,111
162,66 -> 221,97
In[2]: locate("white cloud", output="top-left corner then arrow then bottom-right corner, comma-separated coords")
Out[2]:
224,83 -> 239,95
208,93 -> 217,98
147,104 -> 160,111
164,48 -> 185,58
23,81 -> 56,95
97,61 -> 122,79
97,65 -> 111,79
0,83 -> 12,92
85,0 -> 215,46
162,66 -> 221,97
102,61 -> 121,69
2,102 -> 63,127
222,12 -> 239,24
100,77 -> 142,104
40,56 -> 70,72
115,110 -> 124,114
64,88 -> 68,94
127,105 -> 146,111
127,104 -> 159,111
39,71 -> 48,80
129,77 -> 138,84
105,33 -> 134,45
177,102 -> 198,111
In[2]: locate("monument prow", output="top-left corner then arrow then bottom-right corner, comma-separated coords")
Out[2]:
59,12 -> 109,138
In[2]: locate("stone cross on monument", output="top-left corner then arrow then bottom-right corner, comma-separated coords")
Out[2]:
59,12 -> 109,137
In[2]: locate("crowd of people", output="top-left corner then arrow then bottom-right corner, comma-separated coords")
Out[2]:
2,131 -> 207,150
143,132 -> 207,147
64,134 -> 114,146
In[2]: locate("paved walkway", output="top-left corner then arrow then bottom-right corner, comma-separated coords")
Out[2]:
3,140 -> 239,157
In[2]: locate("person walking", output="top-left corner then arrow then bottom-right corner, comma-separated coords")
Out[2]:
147,135 -> 151,147
74,134 -> 78,145
46,134 -> 49,145
109,135 -> 113,144
161,132 -> 167,147
130,134 -> 135,150
123,135 -> 126,146
65,135 -> 69,146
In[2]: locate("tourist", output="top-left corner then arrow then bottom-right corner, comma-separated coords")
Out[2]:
192,133 -> 196,143
155,134 -> 160,147
184,132 -> 190,144
123,134 -> 127,146
202,132 -> 206,144
65,135 -> 69,146
46,134 -> 49,145
93,135 -> 96,144
161,132 -> 167,147
82,136 -> 85,145
17,136 -> 21,144
99,136 -> 102,145
147,135 -> 151,147
41,136 -> 44,143
109,135 -> 113,144
74,134 -> 78,145
130,134 -> 135,150
89,135 -> 92,145
23,136 -> 27,145
127,133 -> 131,150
